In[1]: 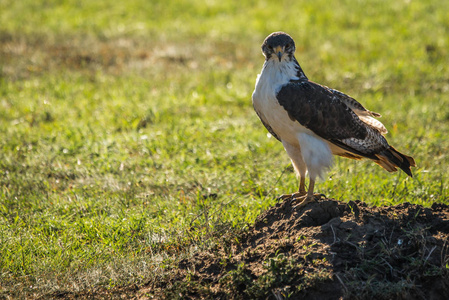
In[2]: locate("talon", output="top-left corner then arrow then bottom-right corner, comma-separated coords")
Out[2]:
315,193 -> 326,199
277,194 -> 292,201
277,191 -> 307,201
292,195 -> 315,209
276,178 -> 323,207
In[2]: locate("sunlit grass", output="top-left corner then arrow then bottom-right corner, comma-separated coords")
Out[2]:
1,0 -> 448,297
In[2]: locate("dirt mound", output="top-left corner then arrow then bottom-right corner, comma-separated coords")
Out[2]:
156,199 -> 449,299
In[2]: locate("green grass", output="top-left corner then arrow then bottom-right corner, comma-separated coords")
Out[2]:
1,0 -> 448,297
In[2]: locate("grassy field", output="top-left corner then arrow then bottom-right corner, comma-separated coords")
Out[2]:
1,0 -> 448,297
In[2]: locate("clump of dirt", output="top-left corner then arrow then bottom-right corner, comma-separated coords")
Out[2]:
154,198 -> 449,299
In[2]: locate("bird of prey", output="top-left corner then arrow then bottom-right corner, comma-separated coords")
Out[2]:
252,32 -> 416,207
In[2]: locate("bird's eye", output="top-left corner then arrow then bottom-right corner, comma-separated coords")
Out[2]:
286,43 -> 291,49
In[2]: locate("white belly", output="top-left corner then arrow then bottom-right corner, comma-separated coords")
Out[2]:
254,93 -> 307,145
252,67 -> 315,147
252,62 -> 333,179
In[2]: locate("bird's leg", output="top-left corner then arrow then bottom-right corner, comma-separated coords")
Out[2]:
277,176 -> 307,201
291,178 -> 315,207
298,176 -> 307,195
292,178 -> 325,208
277,142 -> 308,201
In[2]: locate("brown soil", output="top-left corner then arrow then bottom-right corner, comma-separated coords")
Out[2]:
55,198 -> 449,299
151,198 -> 449,299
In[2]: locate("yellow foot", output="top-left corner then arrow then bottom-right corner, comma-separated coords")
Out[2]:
292,193 -> 326,208
277,191 -> 307,201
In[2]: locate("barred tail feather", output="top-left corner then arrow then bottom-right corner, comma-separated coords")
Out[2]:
375,146 -> 416,177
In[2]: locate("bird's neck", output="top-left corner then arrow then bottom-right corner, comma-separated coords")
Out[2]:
260,57 -> 308,89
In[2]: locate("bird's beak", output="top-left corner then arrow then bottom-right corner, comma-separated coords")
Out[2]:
275,46 -> 284,61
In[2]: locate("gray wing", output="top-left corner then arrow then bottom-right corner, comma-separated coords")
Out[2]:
276,80 -> 389,159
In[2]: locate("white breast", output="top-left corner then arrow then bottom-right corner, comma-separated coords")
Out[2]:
252,60 -> 313,146
252,60 -> 334,179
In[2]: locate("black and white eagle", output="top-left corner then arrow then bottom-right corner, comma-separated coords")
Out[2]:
252,32 -> 416,207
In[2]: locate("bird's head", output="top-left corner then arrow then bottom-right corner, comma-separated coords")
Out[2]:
261,32 -> 296,62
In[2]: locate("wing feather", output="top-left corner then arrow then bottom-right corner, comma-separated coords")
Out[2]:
276,80 -> 389,159
314,83 -> 388,134
331,88 -> 388,135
